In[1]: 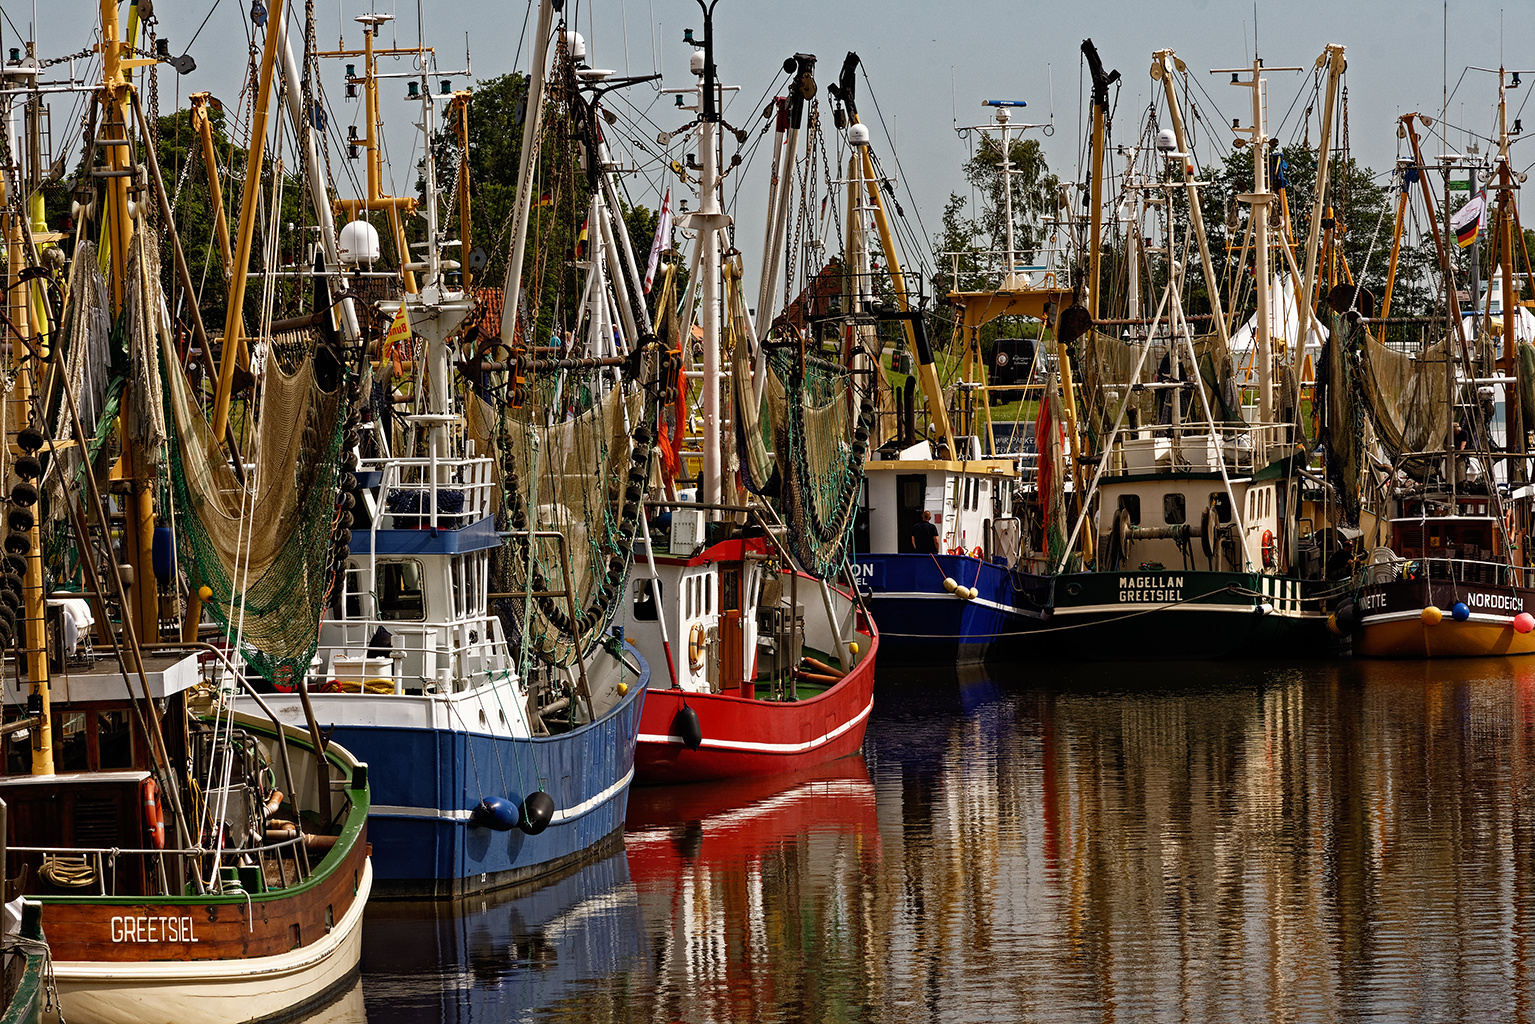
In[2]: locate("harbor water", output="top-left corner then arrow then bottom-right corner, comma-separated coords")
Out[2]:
330,658 -> 1535,1022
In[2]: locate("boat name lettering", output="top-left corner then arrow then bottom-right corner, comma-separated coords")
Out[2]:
1467,592 -> 1524,612
110,915 -> 198,943
1359,592 -> 1387,611
1118,575 -> 1183,603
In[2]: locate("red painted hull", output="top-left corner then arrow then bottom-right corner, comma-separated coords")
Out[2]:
634,627 -> 878,784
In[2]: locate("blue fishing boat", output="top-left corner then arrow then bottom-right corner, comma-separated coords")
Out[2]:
240,3 -> 659,897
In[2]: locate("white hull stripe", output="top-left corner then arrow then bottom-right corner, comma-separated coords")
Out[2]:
638,697 -> 873,754
1055,602 -> 1319,619
372,767 -> 634,824
1362,609 -> 1516,627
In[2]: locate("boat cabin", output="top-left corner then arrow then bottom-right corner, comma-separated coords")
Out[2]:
860,437 -> 1021,562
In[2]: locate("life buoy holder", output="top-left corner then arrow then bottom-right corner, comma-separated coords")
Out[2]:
142,777 -> 165,850
687,623 -> 705,671
1261,529 -> 1275,568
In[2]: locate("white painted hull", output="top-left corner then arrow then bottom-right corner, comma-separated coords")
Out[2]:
47,859 -> 372,1024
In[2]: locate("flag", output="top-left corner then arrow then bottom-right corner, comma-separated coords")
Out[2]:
1452,192 -> 1486,248
384,301 -> 412,357
644,189 -> 672,294
576,219 -> 588,257
535,192 -> 553,208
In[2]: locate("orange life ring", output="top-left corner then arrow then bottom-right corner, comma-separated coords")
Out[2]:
1261,529 -> 1275,568
687,623 -> 705,671
142,777 -> 165,850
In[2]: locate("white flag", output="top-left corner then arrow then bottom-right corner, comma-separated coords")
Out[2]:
644,189 -> 672,293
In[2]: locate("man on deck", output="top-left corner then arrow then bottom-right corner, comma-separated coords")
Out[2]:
912,510 -> 939,554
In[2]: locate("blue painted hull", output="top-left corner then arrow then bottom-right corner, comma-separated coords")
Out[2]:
854,553 -> 1051,665
327,673 -> 647,899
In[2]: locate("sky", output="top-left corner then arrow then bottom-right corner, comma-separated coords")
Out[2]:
11,0 -> 1535,290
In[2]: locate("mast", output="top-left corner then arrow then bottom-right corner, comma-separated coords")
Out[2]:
210,0 -> 286,444
1493,67 -> 1525,498
694,0 -> 724,507
1082,40 -> 1119,321
1292,44 -> 1345,385
756,55 -> 815,341
1151,51 -> 1229,352
833,53 -> 956,457
501,0 -> 554,342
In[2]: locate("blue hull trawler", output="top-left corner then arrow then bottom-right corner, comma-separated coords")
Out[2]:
241,4 -> 660,897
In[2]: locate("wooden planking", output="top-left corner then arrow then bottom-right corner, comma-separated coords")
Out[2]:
35,824 -> 366,963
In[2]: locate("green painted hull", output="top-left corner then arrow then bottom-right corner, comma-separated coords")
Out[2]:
998,569 -> 1342,660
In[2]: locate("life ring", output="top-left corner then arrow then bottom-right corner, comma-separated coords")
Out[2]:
687,623 -> 705,671
142,777 -> 165,850
1261,529 -> 1275,568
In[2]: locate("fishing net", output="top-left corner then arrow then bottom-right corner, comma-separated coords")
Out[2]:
162,306 -> 347,686
493,377 -> 650,667
1356,330 -> 1450,456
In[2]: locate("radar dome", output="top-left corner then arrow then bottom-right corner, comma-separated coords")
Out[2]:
338,220 -> 380,265
848,123 -> 870,147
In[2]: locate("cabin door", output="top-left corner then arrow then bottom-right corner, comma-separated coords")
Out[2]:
897,474 -> 927,553
718,565 -> 747,696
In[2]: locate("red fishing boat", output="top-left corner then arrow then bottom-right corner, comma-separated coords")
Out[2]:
625,34 -> 878,784
628,534 -> 878,783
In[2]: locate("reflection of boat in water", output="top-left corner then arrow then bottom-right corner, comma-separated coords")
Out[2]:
360,850 -> 644,1023
626,756 -> 879,876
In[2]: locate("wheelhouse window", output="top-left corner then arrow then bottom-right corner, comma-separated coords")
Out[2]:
379,560 -> 426,621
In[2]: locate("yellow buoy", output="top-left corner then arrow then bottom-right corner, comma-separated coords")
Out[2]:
943,577 -> 958,593
1326,613 -> 1342,637
616,682 -> 629,696
1420,606 -> 1443,626
198,585 -> 214,602
847,641 -> 859,656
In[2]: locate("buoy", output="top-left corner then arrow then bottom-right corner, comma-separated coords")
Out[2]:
847,641 -> 859,656
943,577 -> 958,593
673,705 -> 703,750
470,795 -> 519,832
152,526 -> 177,585
1451,602 -> 1471,622
198,585 -> 214,602
1335,599 -> 1358,634
519,791 -> 556,835
1252,602 -> 1273,617
965,587 -> 978,600
617,682 -> 629,696
1515,612 -> 1535,634
1421,606 -> 1443,626
1326,613 -> 1343,637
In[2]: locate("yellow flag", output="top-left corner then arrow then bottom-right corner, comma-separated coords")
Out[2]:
384,302 -> 412,349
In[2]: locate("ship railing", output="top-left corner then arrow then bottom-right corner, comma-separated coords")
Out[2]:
1104,420 -> 1293,476
10,830 -> 313,898
1356,555 -> 1535,590
943,248 -> 1069,294
364,454 -> 496,530
315,612 -> 513,696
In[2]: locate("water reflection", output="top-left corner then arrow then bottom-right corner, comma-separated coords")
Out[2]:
332,658 -> 1535,1023
359,850 -> 645,1022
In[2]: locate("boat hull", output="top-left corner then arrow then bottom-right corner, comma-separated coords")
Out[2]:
1352,576 -> 1535,658
48,858 -> 372,1024
854,553 -> 1050,665
305,669 -> 647,899
634,639 -> 877,784
1010,569 -> 1339,659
